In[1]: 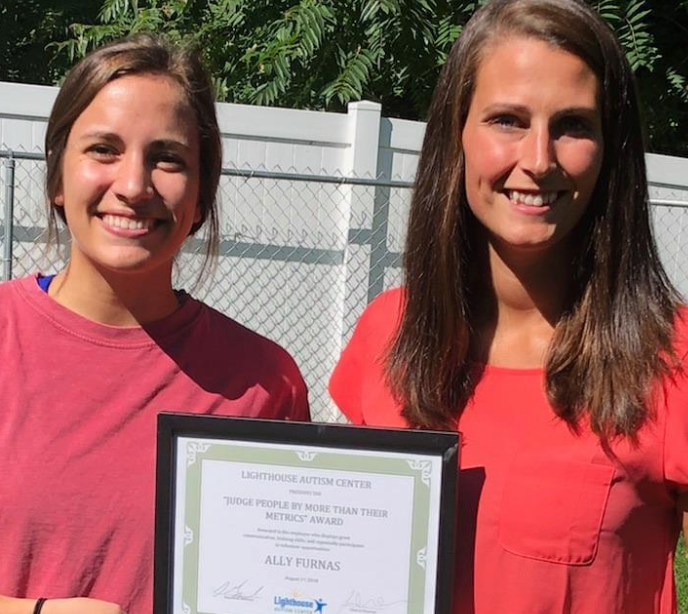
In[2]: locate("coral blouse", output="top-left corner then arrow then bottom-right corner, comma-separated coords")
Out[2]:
330,288 -> 688,614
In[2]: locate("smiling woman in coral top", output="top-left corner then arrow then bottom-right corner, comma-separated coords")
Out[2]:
330,1 -> 688,613
0,35 -> 308,614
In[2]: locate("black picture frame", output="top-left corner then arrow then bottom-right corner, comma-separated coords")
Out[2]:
154,413 -> 459,614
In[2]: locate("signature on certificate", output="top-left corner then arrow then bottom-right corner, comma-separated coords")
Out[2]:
212,580 -> 264,601
340,589 -> 407,613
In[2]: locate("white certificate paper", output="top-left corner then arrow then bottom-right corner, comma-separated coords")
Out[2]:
172,438 -> 443,614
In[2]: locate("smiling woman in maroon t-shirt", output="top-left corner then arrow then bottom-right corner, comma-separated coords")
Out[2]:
0,35 -> 309,614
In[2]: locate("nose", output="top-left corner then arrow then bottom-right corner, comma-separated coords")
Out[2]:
520,125 -> 557,178
112,152 -> 154,204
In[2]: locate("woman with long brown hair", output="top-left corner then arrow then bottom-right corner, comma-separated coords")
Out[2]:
330,0 -> 688,612
0,35 -> 309,614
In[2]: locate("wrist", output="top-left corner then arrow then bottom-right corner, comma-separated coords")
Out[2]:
0,596 -> 38,614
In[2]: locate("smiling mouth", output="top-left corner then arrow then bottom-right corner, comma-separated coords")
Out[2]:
506,189 -> 565,207
100,213 -> 160,231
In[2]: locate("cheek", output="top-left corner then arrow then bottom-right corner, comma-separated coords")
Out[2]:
153,171 -> 199,212
558,141 -> 603,193
464,133 -> 517,190
62,159 -> 113,198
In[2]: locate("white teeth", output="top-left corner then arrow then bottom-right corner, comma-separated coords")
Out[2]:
102,214 -> 154,230
508,190 -> 560,206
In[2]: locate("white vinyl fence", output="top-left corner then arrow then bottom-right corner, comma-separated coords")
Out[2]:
1,80 -> 688,422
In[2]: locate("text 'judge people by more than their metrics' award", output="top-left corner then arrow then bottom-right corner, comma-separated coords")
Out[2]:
154,414 -> 459,614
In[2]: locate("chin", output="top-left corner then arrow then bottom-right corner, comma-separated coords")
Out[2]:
93,251 -> 164,276
492,232 -> 561,254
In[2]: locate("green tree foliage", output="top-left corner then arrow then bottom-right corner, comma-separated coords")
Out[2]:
50,0 -> 477,119
591,0 -> 688,156
0,0 -> 102,84
2,0 -> 687,155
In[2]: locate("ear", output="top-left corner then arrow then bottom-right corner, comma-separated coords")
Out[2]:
49,152 -> 65,207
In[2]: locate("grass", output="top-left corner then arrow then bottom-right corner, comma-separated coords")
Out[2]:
678,535 -> 688,614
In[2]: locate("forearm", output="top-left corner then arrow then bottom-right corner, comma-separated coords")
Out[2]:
0,595 -> 36,614
0,595 -> 127,614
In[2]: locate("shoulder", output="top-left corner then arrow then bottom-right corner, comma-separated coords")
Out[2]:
188,300 -> 309,420
0,276 -> 61,352
0,275 -> 32,298
329,288 -> 407,426
659,307 -> 688,491
196,300 -> 303,375
365,286 -> 405,319
0,275 -> 40,316
338,287 -> 406,367
674,306 -> 688,357
353,287 -> 405,344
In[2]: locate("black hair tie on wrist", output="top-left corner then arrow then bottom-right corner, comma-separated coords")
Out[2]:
32,598 -> 47,614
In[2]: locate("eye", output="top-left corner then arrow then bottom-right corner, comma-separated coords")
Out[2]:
485,113 -> 528,133
554,115 -> 594,138
154,152 -> 187,171
88,143 -> 118,159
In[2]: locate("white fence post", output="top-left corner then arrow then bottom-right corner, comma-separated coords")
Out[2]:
2,153 -> 15,282
341,100 -> 382,338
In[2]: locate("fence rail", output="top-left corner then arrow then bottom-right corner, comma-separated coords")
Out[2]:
3,147 -> 688,422
0,147 -> 417,422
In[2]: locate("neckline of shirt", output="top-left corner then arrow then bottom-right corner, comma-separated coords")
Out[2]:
471,362 -> 544,376
16,273 -> 203,349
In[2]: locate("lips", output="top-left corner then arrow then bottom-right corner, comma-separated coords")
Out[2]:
100,213 -> 159,231
507,189 -> 563,207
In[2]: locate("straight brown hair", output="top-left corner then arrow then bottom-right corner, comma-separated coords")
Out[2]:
45,34 -> 222,282
386,0 -> 681,437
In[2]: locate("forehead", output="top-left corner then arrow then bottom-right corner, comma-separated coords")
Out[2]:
471,36 -> 600,109
71,73 -> 196,137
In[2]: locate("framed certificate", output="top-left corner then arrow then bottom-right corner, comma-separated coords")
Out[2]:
154,414 -> 459,614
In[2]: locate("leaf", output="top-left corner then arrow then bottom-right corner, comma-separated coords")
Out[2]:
30,0 -> 685,155
667,67 -> 688,102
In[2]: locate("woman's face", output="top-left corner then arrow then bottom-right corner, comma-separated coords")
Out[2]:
461,36 -> 603,257
54,73 -> 201,276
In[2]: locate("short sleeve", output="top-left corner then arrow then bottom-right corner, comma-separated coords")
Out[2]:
329,288 -> 404,425
664,396 -> 688,494
289,371 -> 311,422
664,311 -> 688,495
329,318 -> 366,424
275,353 -> 311,422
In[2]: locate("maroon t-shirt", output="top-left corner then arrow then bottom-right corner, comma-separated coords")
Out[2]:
0,275 -> 309,613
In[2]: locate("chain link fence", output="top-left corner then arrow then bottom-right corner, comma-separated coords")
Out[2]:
3,147 -> 688,421
0,147 -> 416,422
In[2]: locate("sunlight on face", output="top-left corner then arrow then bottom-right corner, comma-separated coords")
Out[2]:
54,73 -> 201,277
462,36 -> 604,257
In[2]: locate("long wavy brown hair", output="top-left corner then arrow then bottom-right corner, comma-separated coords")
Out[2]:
386,0 -> 681,437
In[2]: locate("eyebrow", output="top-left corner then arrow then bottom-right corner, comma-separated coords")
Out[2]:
79,130 -> 121,142
552,107 -> 600,120
78,131 -> 193,150
481,103 -> 530,115
148,139 -> 194,152
481,103 -> 600,121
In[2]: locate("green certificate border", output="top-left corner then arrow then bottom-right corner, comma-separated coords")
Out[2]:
180,441 -> 436,614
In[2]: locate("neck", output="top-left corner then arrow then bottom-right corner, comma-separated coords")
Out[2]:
472,236 -> 573,367
487,241 -> 571,322
48,252 -> 179,326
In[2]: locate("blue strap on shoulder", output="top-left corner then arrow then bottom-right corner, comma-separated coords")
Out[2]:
37,274 -> 56,293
